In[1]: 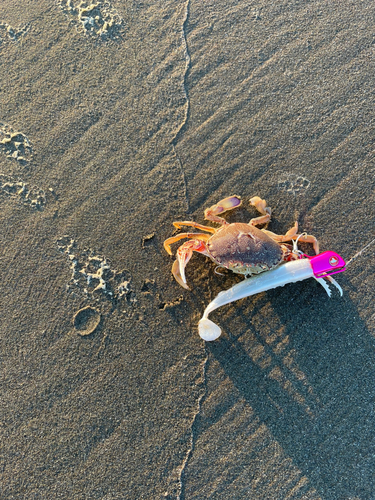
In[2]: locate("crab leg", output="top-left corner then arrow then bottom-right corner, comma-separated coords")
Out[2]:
172,221 -> 215,233
198,255 -> 344,341
263,222 -> 320,254
315,275 -> 343,297
249,196 -> 272,226
164,232 -> 210,255
172,238 -> 210,289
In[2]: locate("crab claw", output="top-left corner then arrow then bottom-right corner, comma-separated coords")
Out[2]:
171,239 -> 209,289
172,259 -> 190,290
172,241 -> 196,289
204,195 -> 242,224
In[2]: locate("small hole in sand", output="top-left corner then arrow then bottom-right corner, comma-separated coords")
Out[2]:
73,306 -> 101,336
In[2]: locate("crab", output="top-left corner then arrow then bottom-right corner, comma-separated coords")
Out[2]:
164,195 -> 319,289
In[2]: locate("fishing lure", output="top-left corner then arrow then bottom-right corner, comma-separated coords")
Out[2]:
198,251 -> 346,341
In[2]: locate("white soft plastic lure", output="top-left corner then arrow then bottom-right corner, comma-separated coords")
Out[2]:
198,251 -> 346,341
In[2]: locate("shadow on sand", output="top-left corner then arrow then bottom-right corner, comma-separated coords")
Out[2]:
208,278 -> 375,500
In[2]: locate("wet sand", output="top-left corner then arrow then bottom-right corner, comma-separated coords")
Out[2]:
1,1 -> 375,498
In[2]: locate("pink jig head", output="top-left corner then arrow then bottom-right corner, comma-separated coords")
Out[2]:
308,251 -> 346,277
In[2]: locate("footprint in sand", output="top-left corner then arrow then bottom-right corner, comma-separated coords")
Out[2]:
278,173 -> 310,197
57,236 -> 135,303
0,173 -> 46,209
0,122 -> 32,164
58,0 -> 124,40
0,21 -> 30,46
0,122 -> 52,210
